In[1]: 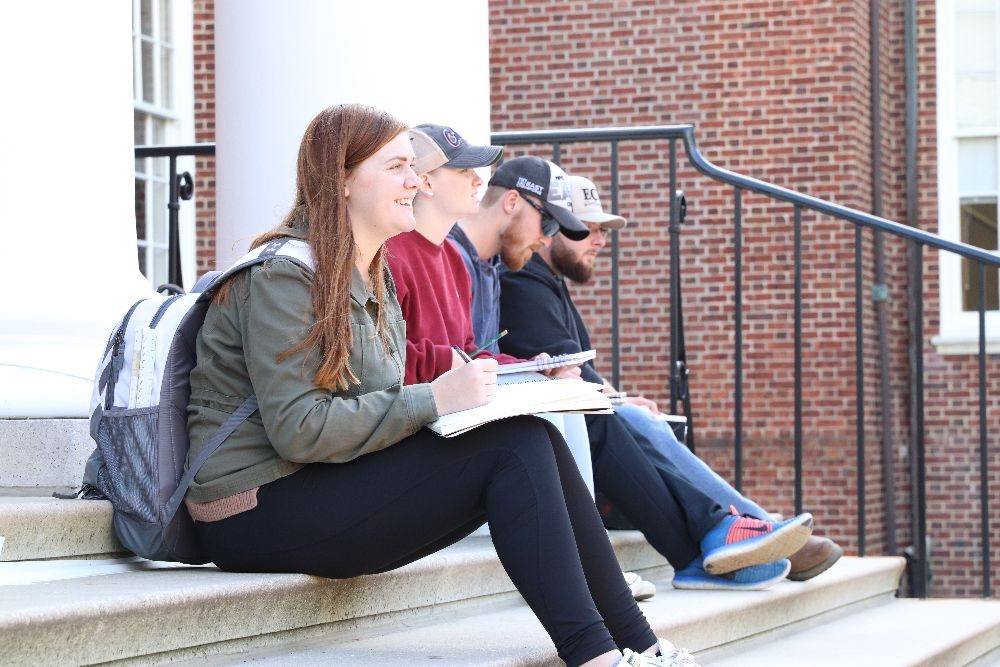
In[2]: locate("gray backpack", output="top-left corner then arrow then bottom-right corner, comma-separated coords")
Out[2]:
81,238 -> 314,564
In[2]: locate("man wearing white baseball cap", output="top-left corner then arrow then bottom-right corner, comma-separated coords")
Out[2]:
453,171 -> 816,591
499,175 -> 843,585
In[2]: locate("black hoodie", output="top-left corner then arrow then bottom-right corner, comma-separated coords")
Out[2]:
498,253 -> 604,385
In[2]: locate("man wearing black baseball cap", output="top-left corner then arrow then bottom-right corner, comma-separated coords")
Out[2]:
488,156 -> 591,242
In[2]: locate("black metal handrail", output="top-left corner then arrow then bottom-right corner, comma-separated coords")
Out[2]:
495,125 -> 1000,266
134,144 -> 215,287
494,124 -> 997,599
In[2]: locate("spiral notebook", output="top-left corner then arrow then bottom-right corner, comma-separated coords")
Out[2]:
427,377 -> 612,437
495,349 -> 597,375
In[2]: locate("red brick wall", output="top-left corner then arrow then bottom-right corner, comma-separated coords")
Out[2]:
489,0 -> 998,597
189,0 -> 998,596
193,0 -> 216,275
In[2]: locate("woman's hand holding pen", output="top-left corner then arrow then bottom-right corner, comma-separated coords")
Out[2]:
431,357 -> 499,416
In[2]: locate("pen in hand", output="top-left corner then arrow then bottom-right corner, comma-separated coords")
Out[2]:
452,345 -> 473,363
468,329 -> 508,359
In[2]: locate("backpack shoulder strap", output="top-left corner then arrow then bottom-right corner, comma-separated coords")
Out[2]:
198,238 -> 316,298
163,394 -> 259,521
165,238 -> 315,521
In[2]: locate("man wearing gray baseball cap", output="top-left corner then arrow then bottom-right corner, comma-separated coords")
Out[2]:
409,123 -> 504,173
499,174 -> 841,587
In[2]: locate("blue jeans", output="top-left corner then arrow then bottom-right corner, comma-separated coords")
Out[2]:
614,403 -> 769,519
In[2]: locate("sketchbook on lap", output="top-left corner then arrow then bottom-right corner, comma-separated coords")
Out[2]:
427,377 -> 613,437
495,349 -> 597,374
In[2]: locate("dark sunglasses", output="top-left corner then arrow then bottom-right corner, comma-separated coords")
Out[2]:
520,195 -> 560,237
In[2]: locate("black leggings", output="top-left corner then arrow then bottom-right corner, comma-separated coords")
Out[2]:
195,416 -> 657,666
587,413 -> 727,569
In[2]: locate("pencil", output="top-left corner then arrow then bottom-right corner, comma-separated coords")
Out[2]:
468,329 -> 508,358
452,345 -> 473,363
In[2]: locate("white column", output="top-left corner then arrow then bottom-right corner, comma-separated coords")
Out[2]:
214,0 -> 492,266
0,4 -> 150,417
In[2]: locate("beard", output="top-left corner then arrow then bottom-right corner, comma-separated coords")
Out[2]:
499,214 -> 539,271
550,239 -> 594,284
500,244 -> 532,271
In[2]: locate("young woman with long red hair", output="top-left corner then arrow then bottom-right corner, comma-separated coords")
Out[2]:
183,104 -> 698,667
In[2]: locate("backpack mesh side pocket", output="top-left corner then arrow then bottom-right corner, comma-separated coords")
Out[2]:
94,407 -> 160,523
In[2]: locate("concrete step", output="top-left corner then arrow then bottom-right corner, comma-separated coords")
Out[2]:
0,418 -> 91,493
701,597 -> 1000,666
0,497 -> 123,561
157,557 -> 904,666
0,531 -> 666,667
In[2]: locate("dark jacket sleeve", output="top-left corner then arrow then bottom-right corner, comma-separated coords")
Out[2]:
499,269 -> 604,384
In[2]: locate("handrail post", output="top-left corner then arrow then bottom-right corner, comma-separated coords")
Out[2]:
909,240 -> 928,598
855,226 -> 867,556
610,141 -> 621,390
794,205 -> 803,517
167,155 -> 182,287
668,139 -> 680,415
978,262 -> 992,598
733,187 -> 744,493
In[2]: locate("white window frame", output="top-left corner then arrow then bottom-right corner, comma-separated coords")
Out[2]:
133,0 -> 196,290
934,0 -> 1000,354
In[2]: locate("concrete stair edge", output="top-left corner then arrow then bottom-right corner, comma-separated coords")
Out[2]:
0,532 -> 663,667
0,497 -> 123,561
700,597 -> 1000,667
155,557 -> 910,667
0,418 -> 91,490
649,555 -> 905,652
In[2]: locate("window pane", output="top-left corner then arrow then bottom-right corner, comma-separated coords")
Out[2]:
961,200 -> 1000,310
135,179 -> 147,240
957,75 -> 997,128
134,111 -> 146,145
955,10 -> 997,128
957,0 -> 994,10
134,112 -> 147,174
153,248 -> 169,287
141,40 -> 155,103
153,182 -> 167,243
152,120 -> 167,177
958,138 -> 998,197
152,117 -> 166,144
160,46 -> 172,108
141,0 -> 154,37
955,12 -> 995,73
159,0 -> 172,42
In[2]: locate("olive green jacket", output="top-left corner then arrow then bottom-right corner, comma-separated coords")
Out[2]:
185,254 -> 438,503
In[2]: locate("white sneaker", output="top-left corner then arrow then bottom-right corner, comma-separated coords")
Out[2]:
615,643 -> 700,667
652,638 -> 700,666
623,571 -> 657,601
615,648 -> 662,666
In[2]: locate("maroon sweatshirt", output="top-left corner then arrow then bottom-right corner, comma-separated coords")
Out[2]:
386,230 -> 521,385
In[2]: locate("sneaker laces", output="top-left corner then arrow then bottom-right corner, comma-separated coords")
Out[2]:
660,647 -> 699,667
654,638 -> 701,667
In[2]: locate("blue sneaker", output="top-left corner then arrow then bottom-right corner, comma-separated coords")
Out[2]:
672,556 -> 791,591
701,506 -> 813,575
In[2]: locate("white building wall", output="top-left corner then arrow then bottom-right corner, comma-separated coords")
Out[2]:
0,3 -> 150,417
0,1 -> 492,419
214,0 -> 493,265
